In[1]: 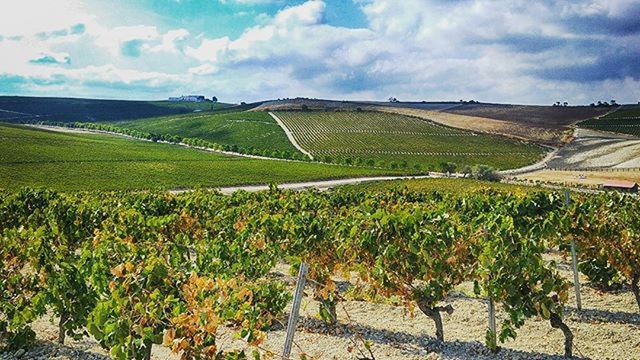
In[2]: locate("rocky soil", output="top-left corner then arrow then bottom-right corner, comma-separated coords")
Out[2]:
2,255 -> 639,360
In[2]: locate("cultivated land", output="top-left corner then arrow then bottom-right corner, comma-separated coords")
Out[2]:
0,124 -> 405,191
256,99 -> 610,147
442,103 -> 611,127
274,110 -> 545,170
0,96 -> 230,123
579,105 -> 640,137
111,110 -> 300,156
16,253 -> 640,360
339,177 -> 546,193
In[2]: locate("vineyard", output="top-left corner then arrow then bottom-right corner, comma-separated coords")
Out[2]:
0,96 -> 226,123
0,124 -> 402,191
1,187 -> 638,359
579,106 -> 640,137
111,111 -> 301,158
274,111 -> 545,170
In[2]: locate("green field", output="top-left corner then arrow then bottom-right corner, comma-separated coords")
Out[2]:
0,124 -> 404,191
0,96 -> 232,123
275,111 -> 545,170
111,110 -> 299,156
579,105 -> 640,137
340,177 -> 544,194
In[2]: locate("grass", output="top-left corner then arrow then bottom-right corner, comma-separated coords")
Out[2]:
0,124 -> 405,191
111,111 -> 299,155
275,110 -> 546,170
339,177 -> 544,194
0,96 -> 232,123
149,101 -> 232,112
579,105 -> 640,137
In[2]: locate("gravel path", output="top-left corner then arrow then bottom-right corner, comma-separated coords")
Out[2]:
269,112 -> 314,160
176,175 -> 434,195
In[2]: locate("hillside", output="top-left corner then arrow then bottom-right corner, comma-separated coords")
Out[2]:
578,105 -> 640,137
273,110 -> 545,170
0,96 -> 232,123
0,124 -> 405,191
255,99 -> 610,146
111,110 -> 300,157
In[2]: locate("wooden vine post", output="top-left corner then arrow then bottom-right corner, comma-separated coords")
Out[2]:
484,225 -> 497,352
283,263 -> 309,360
565,190 -> 582,311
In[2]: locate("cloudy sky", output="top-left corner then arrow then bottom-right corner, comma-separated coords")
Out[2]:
0,0 -> 639,104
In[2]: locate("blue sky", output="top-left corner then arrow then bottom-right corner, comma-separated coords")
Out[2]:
0,0 -> 639,104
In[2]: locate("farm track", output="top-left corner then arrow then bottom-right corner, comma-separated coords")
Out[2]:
268,112 -> 314,160
190,175 -> 434,195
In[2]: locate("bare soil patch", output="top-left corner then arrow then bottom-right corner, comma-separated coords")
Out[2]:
443,104 -> 610,128
545,128 -> 640,169
516,169 -> 640,187
4,255 -> 638,360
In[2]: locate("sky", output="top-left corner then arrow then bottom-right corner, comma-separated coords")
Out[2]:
0,0 -> 639,105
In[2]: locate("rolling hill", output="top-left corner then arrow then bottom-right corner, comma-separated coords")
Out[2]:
110,110 -> 299,157
578,105 -> 640,137
274,110 -> 545,170
255,98 -> 611,146
0,96 -> 232,123
0,123 -> 404,191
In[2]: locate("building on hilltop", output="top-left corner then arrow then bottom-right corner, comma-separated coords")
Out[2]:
601,180 -> 638,193
167,95 -> 206,102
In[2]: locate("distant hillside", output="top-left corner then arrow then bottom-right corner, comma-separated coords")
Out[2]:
253,98 -> 611,146
0,96 -> 233,123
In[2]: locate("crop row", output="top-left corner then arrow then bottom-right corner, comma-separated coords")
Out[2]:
1,188 -> 638,359
275,110 -> 545,170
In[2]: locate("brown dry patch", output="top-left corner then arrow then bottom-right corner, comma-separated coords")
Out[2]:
444,104 -> 611,127
517,169 -> 640,187
370,106 -> 572,146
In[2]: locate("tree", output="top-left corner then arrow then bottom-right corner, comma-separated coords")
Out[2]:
211,96 -> 218,103
473,165 -> 501,181
439,162 -> 457,174
461,165 -> 473,178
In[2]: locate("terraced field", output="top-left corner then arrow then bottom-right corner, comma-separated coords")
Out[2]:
579,105 -> 640,137
112,110 -> 300,156
274,111 -> 545,170
0,124 -> 403,191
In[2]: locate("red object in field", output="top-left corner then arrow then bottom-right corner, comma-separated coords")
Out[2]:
601,180 -> 638,193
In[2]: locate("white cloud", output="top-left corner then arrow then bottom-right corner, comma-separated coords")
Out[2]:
1,0 -> 639,104
188,63 -> 219,75
0,0 -> 91,37
145,29 -> 190,54
186,37 -> 231,62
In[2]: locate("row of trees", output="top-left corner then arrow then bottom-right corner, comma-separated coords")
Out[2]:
28,121 -> 508,175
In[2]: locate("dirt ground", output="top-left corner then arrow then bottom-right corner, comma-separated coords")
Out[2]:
545,128 -> 640,170
443,104 -> 610,128
3,255 -> 638,360
516,169 -> 640,187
